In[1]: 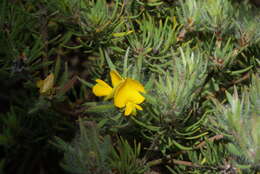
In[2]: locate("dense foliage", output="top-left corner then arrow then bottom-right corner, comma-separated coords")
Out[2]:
0,0 -> 259,173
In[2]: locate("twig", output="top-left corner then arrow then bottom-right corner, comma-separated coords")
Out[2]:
194,134 -> 224,149
230,72 -> 250,86
147,157 -> 200,168
57,75 -> 78,94
147,134 -> 224,167
168,159 -> 200,167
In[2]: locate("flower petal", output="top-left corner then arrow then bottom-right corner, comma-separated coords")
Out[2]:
125,102 -> 134,116
114,79 -> 145,108
135,104 -> 143,111
110,70 -> 123,87
92,79 -> 112,96
127,79 -> 146,93
40,73 -> 54,94
36,79 -> 44,88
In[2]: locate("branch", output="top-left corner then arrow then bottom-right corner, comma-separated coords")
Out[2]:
147,157 -> 200,168
195,134 -> 224,149
147,134 -> 224,167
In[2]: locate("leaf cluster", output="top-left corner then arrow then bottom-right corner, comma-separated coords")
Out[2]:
0,0 -> 260,174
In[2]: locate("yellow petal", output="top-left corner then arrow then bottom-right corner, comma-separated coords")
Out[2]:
40,73 -> 54,94
127,78 -> 146,93
114,79 -> 145,108
92,79 -> 112,96
125,102 -> 134,116
135,104 -> 143,111
36,80 -> 44,88
110,70 -> 123,87
104,80 -> 124,100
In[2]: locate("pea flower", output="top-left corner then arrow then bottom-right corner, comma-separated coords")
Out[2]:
92,70 -> 146,116
36,73 -> 55,95
92,70 -> 124,99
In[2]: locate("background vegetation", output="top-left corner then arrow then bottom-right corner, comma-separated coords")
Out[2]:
0,0 -> 259,173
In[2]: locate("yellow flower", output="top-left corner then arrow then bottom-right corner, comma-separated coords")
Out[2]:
92,70 -> 146,116
92,79 -> 113,97
114,79 -> 146,116
36,73 -> 55,95
92,70 -> 124,99
125,101 -> 143,116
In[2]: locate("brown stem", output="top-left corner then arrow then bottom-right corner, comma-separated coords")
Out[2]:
194,134 -> 224,149
168,159 -> 200,167
56,75 -> 78,94
230,72 -> 250,86
148,157 -> 200,168
147,134 -> 224,167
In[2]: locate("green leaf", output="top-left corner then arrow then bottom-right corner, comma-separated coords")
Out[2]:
78,77 -> 93,88
226,143 -> 242,157
131,117 -> 160,131
54,57 -> 61,83
86,104 -> 116,113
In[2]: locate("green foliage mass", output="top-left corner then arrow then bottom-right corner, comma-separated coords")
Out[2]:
0,0 -> 259,174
